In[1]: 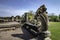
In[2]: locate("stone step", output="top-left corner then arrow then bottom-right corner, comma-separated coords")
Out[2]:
0,27 -> 16,32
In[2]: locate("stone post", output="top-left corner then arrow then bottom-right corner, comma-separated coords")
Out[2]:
25,13 -> 28,22
11,16 -> 14,22
15,16 -> 18,22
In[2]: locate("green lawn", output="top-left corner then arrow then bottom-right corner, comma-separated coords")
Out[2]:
48,22 -> 60,40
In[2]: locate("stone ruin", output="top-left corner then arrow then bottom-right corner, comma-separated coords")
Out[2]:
22,5 -> 51,40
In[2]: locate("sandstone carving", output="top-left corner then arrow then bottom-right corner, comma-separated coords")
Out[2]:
22,5 -> 51,40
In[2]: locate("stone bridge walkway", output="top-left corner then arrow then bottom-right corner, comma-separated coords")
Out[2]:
0,24 -> 37,40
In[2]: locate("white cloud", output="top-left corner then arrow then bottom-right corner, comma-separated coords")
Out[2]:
12,9 -> 29,16
0,5 -> 29,17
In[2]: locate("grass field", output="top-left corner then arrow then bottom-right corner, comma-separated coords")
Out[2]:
49,22 -> 60,40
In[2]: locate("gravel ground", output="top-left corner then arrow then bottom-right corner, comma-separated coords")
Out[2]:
0,28 -> 37,40
0,28 -> 23,40
0,22 -> 40,40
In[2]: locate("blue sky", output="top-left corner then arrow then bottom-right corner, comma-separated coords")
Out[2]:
0,0 -> 60,17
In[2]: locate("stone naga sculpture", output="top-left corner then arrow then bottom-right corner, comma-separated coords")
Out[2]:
22,5 -> 51,40
35,5 -> 51,40
35,4 -> 49,32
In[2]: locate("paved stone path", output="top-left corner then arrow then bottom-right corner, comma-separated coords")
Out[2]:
0,22 -> 41,40
0,27 -> 38,40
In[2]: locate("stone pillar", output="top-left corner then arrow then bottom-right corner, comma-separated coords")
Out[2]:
11,16 -> 14,22
25,13 -> 28,22
15,16 -> 18,22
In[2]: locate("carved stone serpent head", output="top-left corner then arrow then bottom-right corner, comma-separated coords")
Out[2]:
35,4 -> 48,31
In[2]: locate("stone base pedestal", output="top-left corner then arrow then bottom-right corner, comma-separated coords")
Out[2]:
44,30 -> 51,40
45,37 -> 51,40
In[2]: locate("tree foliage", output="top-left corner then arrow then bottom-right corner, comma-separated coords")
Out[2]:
49,14 -> 59,22
59,14 -> 60,19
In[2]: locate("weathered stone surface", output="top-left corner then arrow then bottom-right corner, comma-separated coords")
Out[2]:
45,37 -> 51,40
0,22 -> 20,28
43,30 -> 51,37
0,22 -> 20,32
22,4 -> 51,40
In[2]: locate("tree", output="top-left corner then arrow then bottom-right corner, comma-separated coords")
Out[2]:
21,11 -> 34,23
28,11 -> 34,21
49,13 -> 59,22
59,14 -> 60,19
59,14 -> 60,22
